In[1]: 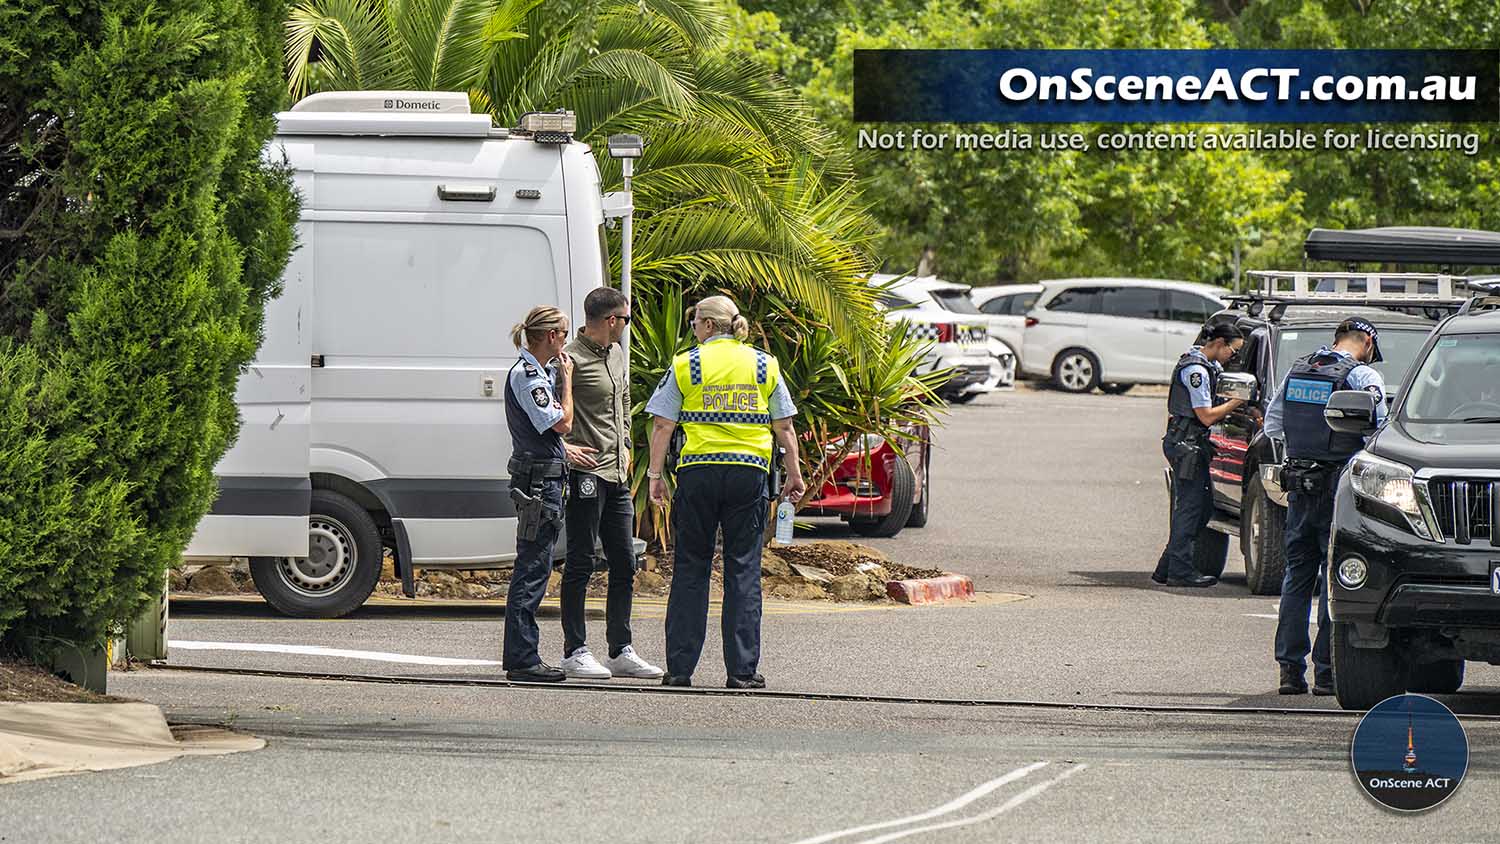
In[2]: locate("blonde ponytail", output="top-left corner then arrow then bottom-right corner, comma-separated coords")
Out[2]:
694,295 -> 749,341
511,305 -> 568,348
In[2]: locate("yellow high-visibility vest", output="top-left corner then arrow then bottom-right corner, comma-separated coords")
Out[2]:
672,337 -> 779,471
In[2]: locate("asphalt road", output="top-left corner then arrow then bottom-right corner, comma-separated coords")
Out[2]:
5,385 -> 1497,842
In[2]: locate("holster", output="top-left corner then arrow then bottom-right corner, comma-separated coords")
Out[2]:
1281,459 -> 1337,496
1164,417 -> 1210,479
508,456 -> 567,542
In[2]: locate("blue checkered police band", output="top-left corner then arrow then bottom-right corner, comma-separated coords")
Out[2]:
679,411 -> 774,425
678,452 -> 771,470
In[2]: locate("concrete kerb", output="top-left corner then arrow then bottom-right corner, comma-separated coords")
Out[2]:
885,573 -> 977,605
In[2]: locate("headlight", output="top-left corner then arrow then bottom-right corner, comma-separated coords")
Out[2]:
852,434 -> 886,452
1348,452 -> 1432,539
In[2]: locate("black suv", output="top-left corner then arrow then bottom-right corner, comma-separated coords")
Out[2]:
1326,296 -> 1500,709
1185,305 -> 1438,591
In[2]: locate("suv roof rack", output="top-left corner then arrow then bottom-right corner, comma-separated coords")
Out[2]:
1456,295 -> 1500,316
1227,271 -> 1481,317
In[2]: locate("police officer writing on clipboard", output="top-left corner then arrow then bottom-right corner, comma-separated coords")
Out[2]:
502,306 -> 574,683
1153,323 -> 1246,588
644,296 -> 805,689
1263,318 -> 1386,696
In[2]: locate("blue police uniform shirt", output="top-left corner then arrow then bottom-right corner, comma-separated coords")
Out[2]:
1177,346 -> 1221,410
506,348 -> 565,459
645,334 -> 798,421
1263,345 -> 1386,440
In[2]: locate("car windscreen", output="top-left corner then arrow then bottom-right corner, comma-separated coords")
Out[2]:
930,290 -> 981,314
1273,326 -> 1431,391
1399,332 -> 1500,442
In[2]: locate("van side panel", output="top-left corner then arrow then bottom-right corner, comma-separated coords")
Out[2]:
185,153 -> 316,558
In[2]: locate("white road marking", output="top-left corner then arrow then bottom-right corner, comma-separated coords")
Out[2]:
1243,602 -> 1317,622
788,762 -> 1049,844
850,764 -> 1089,844
168,640 -> 501,667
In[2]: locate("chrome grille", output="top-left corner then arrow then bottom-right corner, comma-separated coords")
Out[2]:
1426,479 -> 1498,546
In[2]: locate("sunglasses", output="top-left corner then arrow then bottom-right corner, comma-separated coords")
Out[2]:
609,313 -> 632,324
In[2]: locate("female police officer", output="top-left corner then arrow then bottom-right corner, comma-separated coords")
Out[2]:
502,305 -> 574,682
645,296 -> 806,689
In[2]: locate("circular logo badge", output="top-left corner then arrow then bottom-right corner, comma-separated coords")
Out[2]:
1351,693 -> 1468,812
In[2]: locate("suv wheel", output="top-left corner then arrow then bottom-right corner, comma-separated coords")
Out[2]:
249,489 -> 383,619
1332,621 -> 1409,710
1051,349 -> 1100,393
851,455 -> 917,538
1408,658 -> 1465,695
1193,527 -> 1229,578
1242,476 -> 1286,595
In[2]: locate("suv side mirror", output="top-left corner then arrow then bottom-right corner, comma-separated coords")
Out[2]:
1216,372 -> 1257,402
1325,390 -> 1378,435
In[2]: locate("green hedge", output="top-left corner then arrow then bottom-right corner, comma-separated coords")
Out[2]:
0,0 -> 296,651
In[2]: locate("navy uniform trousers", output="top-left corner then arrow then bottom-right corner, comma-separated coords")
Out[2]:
1153,436 -> 1214,582
1276,488 -> 1334,679
502,477 -> 564,670
666,464 -> 768,679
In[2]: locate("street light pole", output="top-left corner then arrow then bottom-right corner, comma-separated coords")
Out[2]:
620,156 -> 633,357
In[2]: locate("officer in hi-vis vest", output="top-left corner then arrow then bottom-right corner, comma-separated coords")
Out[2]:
1152,322 -> 1245,588
1263,317 -> 1385,696
645,296 -> 805,689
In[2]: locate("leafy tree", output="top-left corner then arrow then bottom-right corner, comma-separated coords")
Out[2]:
0,0 -> 297,650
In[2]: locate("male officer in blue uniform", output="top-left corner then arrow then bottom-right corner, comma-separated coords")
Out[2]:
1153,323 -> 1246,587
503,306 -> 574,682
1263,317 -> 1386,695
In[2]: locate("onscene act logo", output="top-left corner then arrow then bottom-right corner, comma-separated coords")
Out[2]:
1351,694 -> 1468,812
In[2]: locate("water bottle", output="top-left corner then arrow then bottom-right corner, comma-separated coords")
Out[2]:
774,499 -> 795,545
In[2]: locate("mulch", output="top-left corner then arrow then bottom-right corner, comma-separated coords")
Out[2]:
0,655 -> 118,703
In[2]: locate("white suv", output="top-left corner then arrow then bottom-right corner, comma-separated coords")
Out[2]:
871,274 -> 1003,401
1020,278 -> 1229,393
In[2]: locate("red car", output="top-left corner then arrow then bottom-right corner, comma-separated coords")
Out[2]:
801,427 -> 931,538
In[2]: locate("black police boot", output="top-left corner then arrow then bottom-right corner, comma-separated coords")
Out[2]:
507,662 -> 566,683
726,674 -> 766,690
1278,664 -> 1308,695
1312,671 -> 1335,696
1165,574 -> 1217,588
661,675 -> 692,687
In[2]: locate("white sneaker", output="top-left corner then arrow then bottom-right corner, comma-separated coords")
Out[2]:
602,645 -> 665,679
561,647 -> 612,680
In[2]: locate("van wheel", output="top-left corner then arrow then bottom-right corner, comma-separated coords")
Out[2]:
1333,621 -> 1409,710
1242,476 -> 1286,595
1408,658 -> 1465,695
250,489 -> 382,619
1051,349 -> 1099,393
1193,527 -> 1229,578
851,456 -> 916,538
1100,382 -> 1132,395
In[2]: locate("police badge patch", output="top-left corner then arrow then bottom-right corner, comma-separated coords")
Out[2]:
531,386 -> 551,408
578,474 -> 598,498
1366,384 -> 1382,396
1189,372 -> 1203,388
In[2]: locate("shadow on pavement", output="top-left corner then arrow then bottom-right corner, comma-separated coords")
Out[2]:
169,595 -> 529,620
1065,569 -> 1253,598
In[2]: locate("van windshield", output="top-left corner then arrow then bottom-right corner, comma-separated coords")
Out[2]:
1401,333 -> 1500,432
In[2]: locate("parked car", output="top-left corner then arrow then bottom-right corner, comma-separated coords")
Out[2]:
801,427 -> 932,537
871,274 -> 996,401
1021,278 -> 1229,393
920,279 -> 1018,400
970,283 -> 1044,370
1327,294 -> 1500,708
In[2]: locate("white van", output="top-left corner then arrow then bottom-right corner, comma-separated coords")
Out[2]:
183,91 -> 614,617
1020,278 -> 1229,393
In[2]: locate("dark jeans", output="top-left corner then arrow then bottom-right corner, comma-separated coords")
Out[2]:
562,473 -> 636,659
503,477 -> 564,670
1154,437 -> 1214,582
666,464 -> 768,679
1276,489 -> 1333,678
